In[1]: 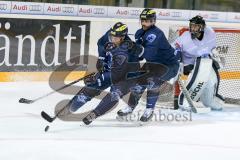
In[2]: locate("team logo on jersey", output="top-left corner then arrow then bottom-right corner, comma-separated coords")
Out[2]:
112,55 -> 126,67
146,34 -> 156,43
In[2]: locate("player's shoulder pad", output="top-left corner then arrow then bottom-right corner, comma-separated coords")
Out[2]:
120,40 -> 134,50
104,42 -> 117,52
135,29 -> 145,39
98,30 -> 110,44
179,30 -> 191,41
182,30 -> 191,37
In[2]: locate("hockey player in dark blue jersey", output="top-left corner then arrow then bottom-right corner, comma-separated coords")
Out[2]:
81,41 -> 144,125
117,8 -> 180,122
96,22 -> 131,73
68,22 -> 142,117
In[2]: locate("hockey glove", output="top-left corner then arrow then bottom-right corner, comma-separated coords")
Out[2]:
96,59 -> 108,73
104,42 -> 116,52
84,73 -> 97,86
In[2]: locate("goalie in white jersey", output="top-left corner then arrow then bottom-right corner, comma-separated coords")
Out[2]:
173,15 -> 225,111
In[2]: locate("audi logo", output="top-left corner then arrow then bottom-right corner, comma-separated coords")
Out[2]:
29,5 -> 42,12
62,7 -> 74,13
0,4 -> 7,10
130,10 -> 141,16
171,12 -> 182,17
159,11 -> 170,16
93,8 -> 105,15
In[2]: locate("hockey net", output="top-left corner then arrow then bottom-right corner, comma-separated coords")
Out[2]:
140,27 -> 240,108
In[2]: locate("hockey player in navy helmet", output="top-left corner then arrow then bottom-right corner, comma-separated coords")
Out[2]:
63,22 -> 143,125
68,22 -> 137,113
117,8 -> 180,122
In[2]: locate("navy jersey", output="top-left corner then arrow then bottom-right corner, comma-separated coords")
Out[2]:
108,41 -> 141,83
89,40 -> 141,90
135,25 -> 179,65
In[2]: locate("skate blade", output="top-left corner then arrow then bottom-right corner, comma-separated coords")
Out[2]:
116,115 -> 127,122
138,120 -> 151,126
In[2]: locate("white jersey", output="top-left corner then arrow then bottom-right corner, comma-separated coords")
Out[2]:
173,26 -> 216,65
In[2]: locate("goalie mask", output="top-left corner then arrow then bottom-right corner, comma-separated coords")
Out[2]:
189,15 -> 206,39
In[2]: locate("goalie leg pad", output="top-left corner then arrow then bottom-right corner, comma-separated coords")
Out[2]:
179,58 -> 212,106
179,57 -> 225,111
200,69 -> 225,111
179,58 -> 217,111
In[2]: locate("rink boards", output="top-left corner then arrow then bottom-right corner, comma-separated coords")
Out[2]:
0,13 -> 240,82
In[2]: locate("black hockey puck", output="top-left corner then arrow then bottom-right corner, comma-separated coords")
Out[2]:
44,125 -> 50,132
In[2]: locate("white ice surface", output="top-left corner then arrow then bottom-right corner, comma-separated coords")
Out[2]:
0,82 -> 240,160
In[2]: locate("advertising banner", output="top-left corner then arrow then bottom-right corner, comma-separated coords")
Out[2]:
11,1 -> 44,15
43,3 -> 78,16
156,9 -> 190,20
107,6 -> 142,19
0,18 -> 90,72
227,12 -> 240,23
0,1 -> 11,14
190,10 -> 227,22
77,5 -> 107,17
0,1 -> 239,23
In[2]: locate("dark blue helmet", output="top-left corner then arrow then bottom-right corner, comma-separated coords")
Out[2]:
110,22 -> 128,37
140,8 -> 156,21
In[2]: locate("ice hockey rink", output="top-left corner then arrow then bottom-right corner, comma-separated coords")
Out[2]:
0,81 -> 240,160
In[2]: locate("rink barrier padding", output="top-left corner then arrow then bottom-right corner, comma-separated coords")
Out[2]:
0,71 -> 87,82
0,71 -> 239,82
181,71 -> 240,80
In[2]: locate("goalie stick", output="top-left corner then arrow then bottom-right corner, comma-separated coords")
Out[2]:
178,76 -> 210,113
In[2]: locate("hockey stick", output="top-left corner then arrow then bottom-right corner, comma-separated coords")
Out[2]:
19,72 -> 95,104
41,100 -> 71,132
41,109 -> 64,123
178,76 -> 211,113
41,97 -> 74,123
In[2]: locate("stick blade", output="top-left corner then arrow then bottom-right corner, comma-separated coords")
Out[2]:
19,98 -> 34,104
41,111 -> 54,122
